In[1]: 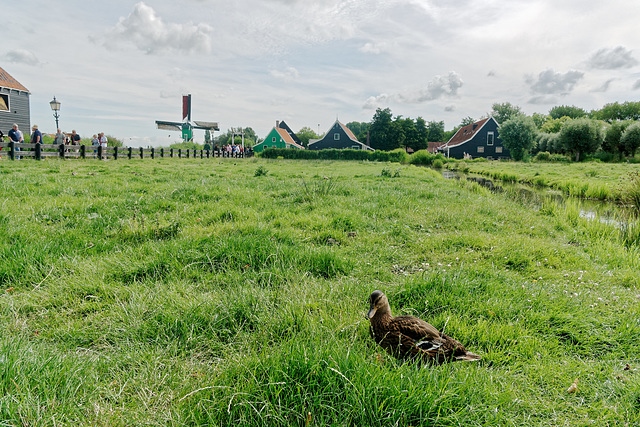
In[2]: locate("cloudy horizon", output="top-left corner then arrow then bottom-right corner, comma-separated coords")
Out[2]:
3,0 -> 640,146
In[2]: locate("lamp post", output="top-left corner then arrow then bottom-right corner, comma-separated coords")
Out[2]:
49,96 -> 61,129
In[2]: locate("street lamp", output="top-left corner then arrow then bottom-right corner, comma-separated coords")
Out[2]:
49,96 -> 61,129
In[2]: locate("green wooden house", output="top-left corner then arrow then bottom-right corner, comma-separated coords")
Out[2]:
254,123 -> 304,152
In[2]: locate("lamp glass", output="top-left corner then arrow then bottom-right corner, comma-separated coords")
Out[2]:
50,98 -> 61,111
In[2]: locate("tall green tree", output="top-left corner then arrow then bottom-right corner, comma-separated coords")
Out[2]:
591,101 -> 640,122
498,115 -> 537,161
621,122 -> 640,157
490,102 -> 523,124
345,121 -> 370,143
369,108 -> 395,151
549,105 -> 587,120
296,127 -> 319,148
602,121 -> 630,159
414,117 -> 429,150
426,120 -> 445,142
558,118 -> 603,161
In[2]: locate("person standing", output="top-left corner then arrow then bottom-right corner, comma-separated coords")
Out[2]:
99,132 -> 108,159
54,129 -> 65,145
8,123 -> 21,159
31,125 -> 42,144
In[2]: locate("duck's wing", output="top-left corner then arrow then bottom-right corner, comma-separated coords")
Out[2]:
391,316 -> 473,362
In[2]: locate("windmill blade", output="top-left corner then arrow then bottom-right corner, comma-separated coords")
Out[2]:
183,94 -> 191,121
193,121 -> 220,131
156,121 -> 182,131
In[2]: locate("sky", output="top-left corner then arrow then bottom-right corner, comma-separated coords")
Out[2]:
3,0 -> 640,147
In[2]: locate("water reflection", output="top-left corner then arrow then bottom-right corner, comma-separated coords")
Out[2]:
440,169 -> 625,225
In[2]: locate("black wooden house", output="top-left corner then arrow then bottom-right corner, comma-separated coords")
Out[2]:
0,66 -> 30,136
438,117 -> 509,160
308,120 -> 373,151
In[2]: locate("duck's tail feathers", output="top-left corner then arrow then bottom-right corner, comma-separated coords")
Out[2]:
455,351 -> 482,361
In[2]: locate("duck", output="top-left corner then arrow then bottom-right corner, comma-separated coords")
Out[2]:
367,290 -> 481,364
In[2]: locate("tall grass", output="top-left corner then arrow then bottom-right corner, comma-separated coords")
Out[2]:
1,158 -> 639,425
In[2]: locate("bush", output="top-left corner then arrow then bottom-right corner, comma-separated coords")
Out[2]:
432,159 -> 444,169
408,150 -> 435,165
534,151 -> 551,162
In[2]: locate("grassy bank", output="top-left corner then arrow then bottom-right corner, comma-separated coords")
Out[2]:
457,160 -> 640,201
1,158 -> 639,425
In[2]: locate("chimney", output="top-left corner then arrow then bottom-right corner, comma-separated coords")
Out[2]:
276,120 -> 280,128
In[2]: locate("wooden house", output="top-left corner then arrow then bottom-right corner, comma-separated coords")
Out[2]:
438,117 -> 509,160
275,120 -> 303,146
253,122 -> 305,153
0,66 -> 30,136
308,120 -> 373,151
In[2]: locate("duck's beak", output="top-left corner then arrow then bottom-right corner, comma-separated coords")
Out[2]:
366,307 -> 377,319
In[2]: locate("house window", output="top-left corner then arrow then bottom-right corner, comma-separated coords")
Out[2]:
272,137 -> 276,142
0,94 -> 8,111
487,132 -> 494,146
334,133 -> 340,140
477,146 -> 485,153
496,146 -> 503,153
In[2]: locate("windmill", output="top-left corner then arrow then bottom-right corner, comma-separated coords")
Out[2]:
155,94 -> 219,142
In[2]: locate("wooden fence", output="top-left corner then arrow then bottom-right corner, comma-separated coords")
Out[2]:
0,142 -> 253,161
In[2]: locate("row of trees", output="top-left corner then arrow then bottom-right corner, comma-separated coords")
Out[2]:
494,102 -> 640,161
345,108 -> 448,152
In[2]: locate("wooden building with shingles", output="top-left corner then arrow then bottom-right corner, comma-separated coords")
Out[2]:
0,66 -> 30,136
438,117 -> 509,160
308,119 -> 373,151
253,121 -> 305,152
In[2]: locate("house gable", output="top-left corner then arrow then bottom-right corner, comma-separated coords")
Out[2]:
0,66 -> 31,135
277,120 -> 302,145
308,120 -> 373,151
253,126 -> 304,152
439,117 -> 509,159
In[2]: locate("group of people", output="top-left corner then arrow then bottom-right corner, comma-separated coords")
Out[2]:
1,124 -> 108,159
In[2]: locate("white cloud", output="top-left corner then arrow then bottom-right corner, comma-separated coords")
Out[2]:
633,80 -> 640,90
100,2 -> 212,54
587,46 -> 638,70
527,69 -> 584,95
270,67 -> 300,81
4,49 -> 41,66
363,72 -> 463,109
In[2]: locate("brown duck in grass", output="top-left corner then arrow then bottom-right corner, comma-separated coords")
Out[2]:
367,290 -> 481,364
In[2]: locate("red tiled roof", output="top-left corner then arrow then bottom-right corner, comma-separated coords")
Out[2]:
338,121 -> 360,142
442,117 -> 490,148
0,66 -> 29,92
276,128 -> 304,149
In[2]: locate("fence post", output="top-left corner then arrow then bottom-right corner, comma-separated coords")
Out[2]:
59,143 -> 65,159
160,148 -> 164,158
34,142 -> 41,160
139,147 -> 144,159
151,147 -> 155,159
128,147 -> 132,159
114,146 -> 118,160
9,141 -> 15,160
97,145 -> 102,160
178,149 -> 182,158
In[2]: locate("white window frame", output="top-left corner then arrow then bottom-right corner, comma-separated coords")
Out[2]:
487,131 -> 494,146
0,94 -> 9,112
477,146 -> 485,153
496,146 -> 503,153
272,137 -> 276,142
334,133 -> 340,140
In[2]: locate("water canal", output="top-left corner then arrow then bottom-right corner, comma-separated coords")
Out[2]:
440,169 -> 627,225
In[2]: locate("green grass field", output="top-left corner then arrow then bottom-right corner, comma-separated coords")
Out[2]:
1,158 -> 639,426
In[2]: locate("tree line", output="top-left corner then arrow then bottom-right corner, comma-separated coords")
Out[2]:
167,100 -> 640,161
493,101 -> 640,161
